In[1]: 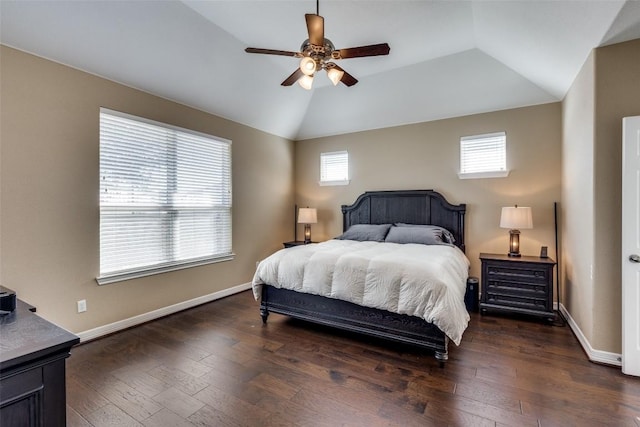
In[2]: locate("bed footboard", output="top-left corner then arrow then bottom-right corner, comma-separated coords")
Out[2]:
260,285 -> 449,366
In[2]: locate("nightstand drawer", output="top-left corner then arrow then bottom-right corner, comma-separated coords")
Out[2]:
484,291 -> 549,311
485,263 -> 550,283
485,278 -> 549,311
485,279 -> 548,296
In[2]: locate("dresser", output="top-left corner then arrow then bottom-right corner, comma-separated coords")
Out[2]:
479,253 -> 556,321
0,300 -> 79,426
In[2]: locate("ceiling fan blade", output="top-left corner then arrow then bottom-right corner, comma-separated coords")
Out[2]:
245,47 -> 300,57
336,43 -> 390,59
305,14 -> 324,46
281,68 -> 304,86
332,64 -> 358,87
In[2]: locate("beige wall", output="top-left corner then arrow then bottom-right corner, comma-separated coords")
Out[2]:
0,46 -> 294,333
561,38 -> 640,354
561,51 -> 596,345
295,103 -> 562,278
592,39 -> 640,351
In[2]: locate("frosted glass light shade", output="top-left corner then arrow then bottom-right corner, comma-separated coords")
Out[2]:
327,68 -> 344,86
298,74 -> 314,90
299,57 -> 316,76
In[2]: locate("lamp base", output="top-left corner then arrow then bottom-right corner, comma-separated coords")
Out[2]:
508,229 -> 521,257
304,224 -> 311,244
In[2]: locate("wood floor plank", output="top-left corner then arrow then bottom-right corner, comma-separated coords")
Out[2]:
290,388 -> 390,427
147,364 -> 210,396
141,408 -> 196,427
110,366 -> 171,398
427,389 -> 539,426
253,394 -> 335,427
192,384 -> 272,426
65,290 -> 640,426
84,403 -> 143,427
66,405 -> 93,427
96,378 -> 163,422
376,401 -> 442,427
66,376 -> 110,419
151,387 -> 205,419
188,404 -> 242,427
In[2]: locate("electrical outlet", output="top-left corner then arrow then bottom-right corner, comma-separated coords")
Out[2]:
77,299 -> 87,313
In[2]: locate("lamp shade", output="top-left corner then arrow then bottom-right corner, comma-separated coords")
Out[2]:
500,206 -> 533,229
297,208 -> 317,224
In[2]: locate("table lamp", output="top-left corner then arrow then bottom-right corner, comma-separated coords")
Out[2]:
500,206 -> 533,257
298,207 -> 317,244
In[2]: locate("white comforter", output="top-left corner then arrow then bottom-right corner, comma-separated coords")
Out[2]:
251,240 -> 471,345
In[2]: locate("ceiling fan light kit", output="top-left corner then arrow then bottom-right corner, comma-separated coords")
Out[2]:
245,1 -> 390,89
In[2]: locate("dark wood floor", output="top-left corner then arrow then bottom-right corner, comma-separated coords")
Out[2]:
66,290 -> 640,427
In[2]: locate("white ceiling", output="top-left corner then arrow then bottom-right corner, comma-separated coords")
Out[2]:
2,1 -> 639,140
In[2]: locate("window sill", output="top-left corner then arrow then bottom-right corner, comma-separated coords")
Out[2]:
319,179 -> 350,186
458,170 -> 510,180
96,254 -> 235,285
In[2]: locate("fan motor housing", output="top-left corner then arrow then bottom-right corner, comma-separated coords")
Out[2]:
300,38 -> 335,59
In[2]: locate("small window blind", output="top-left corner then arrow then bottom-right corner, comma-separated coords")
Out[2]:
98,109 -> 232,284
320,151 -> 349,186
459,132 -> 509,179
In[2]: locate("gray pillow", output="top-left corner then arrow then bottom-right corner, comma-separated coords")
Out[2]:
335,224 -> 392,242
392,223 -> 456,244
384,225 -> 449,245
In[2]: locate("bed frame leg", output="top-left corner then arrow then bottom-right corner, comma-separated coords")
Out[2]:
260,307 -> 269,324
435,351 -> 448,368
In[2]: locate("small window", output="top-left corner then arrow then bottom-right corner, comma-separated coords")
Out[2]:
320,151 -> 349,186
459,132 -> 509,179
98,108 -> 233,285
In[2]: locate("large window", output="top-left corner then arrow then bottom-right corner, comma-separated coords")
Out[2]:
98,109 -> 232,285
320,151 -> 349,186
459,131 -> 509,179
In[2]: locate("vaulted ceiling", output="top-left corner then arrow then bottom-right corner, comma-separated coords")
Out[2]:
2,1 -> 639,140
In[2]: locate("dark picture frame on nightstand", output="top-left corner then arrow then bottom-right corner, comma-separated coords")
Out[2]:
540,246 -> 548,258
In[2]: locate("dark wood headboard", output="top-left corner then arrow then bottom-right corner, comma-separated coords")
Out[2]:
341,190 -> 466,252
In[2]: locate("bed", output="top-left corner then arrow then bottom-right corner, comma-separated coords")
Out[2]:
252,189 -> 468,366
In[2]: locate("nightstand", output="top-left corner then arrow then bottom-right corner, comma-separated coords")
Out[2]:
479,253 -> 556,321
283,241 -> 316,248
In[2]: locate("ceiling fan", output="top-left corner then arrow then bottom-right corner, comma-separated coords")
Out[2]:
244,0 -> 390,90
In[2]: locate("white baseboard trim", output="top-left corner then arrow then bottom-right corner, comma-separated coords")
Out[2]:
76,282 -> 252,343
557,303 -> 622,367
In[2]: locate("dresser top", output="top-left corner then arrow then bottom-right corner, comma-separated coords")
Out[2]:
0,299 -> 79,371
480,252 -> 556,265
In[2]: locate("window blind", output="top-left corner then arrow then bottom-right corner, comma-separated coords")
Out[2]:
459,132 -> 508,178
320,151 -> 349,185
98,109 -> 232,284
